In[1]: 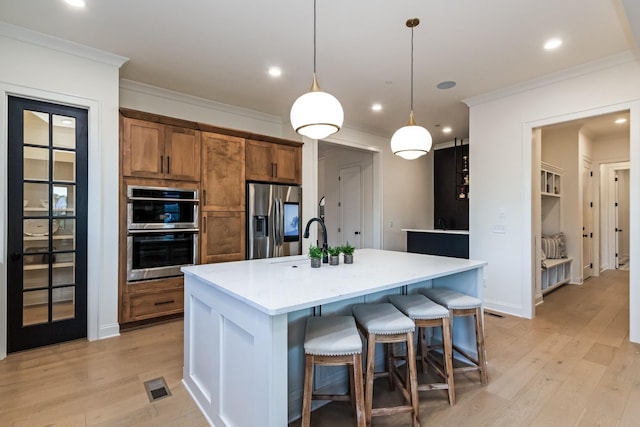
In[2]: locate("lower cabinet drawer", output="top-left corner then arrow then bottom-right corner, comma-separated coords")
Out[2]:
128,289 -> 184,320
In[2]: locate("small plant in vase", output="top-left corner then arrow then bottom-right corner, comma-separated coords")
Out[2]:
308,245 -> 323,268
327,246 -> 341,266
342,242 -> 355,264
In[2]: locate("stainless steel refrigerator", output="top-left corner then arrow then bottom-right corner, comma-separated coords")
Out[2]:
247,182 -> 302,259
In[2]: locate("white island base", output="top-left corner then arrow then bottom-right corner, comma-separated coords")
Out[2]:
182,249 -> 486,426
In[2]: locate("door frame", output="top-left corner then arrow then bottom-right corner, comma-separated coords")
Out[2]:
1,85 -> 104,359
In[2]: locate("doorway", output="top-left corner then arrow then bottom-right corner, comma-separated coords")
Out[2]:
318,142 -> 375,250
6,96 -> 88,353
532,110 -> 630,310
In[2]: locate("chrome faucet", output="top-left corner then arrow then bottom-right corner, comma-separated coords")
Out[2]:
303,217 -> 328,263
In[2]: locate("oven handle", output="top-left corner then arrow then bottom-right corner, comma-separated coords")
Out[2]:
127,197 -> 199,203
128,228 -> 200,234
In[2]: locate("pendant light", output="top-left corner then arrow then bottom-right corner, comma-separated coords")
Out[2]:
290,0 -> 344,140
390,18 -> 432,160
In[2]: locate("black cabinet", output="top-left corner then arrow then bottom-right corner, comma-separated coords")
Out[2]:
434,144 -> 469,230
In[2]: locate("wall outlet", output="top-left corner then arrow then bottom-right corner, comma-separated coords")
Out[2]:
492,224 -> 507,234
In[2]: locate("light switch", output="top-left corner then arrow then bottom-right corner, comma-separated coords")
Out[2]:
492,224 -> 507,234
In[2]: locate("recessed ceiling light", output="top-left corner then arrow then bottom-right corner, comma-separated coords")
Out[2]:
615,118 -> 627,124
371,103 -> 382,112
61,119 -> 73,125
64,0 -> 86,7
437,81 -> 456,90
544,38 -> 562,50
268,66 -> 282,77
442,127 -> 452,133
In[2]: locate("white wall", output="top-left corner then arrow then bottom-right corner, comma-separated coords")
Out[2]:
0,24 -> 127,359
465,54 -> 640,343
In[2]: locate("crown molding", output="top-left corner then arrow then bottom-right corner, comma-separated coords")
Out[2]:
0,21 -> 128,68
119,79 -> 284,126
463,51 -> 636,107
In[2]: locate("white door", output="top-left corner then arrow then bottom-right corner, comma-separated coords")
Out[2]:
339,166 -> 362,248
582,159 -> 593,280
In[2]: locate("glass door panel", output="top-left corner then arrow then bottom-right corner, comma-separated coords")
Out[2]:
23,111 -> 49,146
52,287 -> 75,321
24,146 -> 49,180
53,150 -> 76,182
23,290 -> 49,326
52,115 -> 76,149
53,184 -> 75,216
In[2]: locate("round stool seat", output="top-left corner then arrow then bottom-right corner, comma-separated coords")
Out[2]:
422,288 -> 481,310
352,303 -> 415,334
304,316 -> 362,356
388,294 -> 450,320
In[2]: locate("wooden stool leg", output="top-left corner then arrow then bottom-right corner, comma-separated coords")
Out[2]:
301,354 -> 314,427
418,326 -> 428,373
364,332 -> 376,425
441,317 -> 456,405
474,307 -> 489,385
353,353 -> 366,427
405,331 -> 420,427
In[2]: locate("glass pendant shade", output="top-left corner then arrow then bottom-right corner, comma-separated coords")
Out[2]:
290,75 -> 344,140
390,112 -> 432,160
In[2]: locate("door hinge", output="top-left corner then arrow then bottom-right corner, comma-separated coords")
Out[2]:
615,253 -> 618,258
590,232 -> 593,238
615,202 -> 618,207
338,176 -> 341,181
590,202 -> 593,208
338,202 -> 341,207
338,227 -> 341,232
615,177 -> 618,182
590,171 -> 593,177
590,263 -> 593,268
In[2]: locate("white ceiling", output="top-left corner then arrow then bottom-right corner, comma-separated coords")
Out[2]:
0,0 -> 638,144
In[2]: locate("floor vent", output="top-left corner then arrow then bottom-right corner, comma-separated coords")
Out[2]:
486,311 -> 505,318
144,377 -> 172,402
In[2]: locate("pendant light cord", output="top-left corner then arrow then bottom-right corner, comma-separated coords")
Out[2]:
410,24 -> 414,112
313,0 -> 317,74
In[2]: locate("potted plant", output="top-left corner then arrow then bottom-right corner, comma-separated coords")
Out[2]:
327,246 -> 341,266
308,245 -> 323,268
342,242 -> 355,264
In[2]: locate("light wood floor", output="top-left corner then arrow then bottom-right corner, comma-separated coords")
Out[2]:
1,269 -> 637,426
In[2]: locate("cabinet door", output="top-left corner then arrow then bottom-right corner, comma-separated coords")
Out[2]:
246,139 -> 275,182
273,144 -> 301,184
201,211 -> 246,264
121,117 -> 165,178
201,132 -> 245,211
165,126 -> 201,181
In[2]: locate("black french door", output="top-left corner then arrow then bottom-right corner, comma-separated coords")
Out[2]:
6,96 -> 88,353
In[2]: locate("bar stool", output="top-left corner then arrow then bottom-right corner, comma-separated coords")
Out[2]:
302,316 -> 365,427
388,294 -> 456,405
421,288 -> 489,385
352,303 -> 420,427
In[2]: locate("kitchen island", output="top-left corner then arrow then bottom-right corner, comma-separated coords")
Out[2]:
403,228 -> 470,259
182,249 -> 486,426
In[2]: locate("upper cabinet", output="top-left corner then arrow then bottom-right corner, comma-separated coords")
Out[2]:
121,116 -> 201,181
246,139 -> 301,184
201,132 -> 245,212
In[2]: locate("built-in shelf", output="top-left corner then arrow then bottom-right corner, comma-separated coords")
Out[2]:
24,261 -> 75,271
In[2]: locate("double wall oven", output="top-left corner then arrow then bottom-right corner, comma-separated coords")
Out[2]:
126,185 -> 199,281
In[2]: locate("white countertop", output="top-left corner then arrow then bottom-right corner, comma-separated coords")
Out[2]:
402,228 -> 470,235
182,249 -> 486,316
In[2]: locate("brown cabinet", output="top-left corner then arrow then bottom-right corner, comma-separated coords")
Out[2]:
121,116 -> 201,181
201,132 -> 245,211
246,139 -> 301,184
120,277 -> 184,323
201,211 -> 246,264
200,132 -> 246,264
